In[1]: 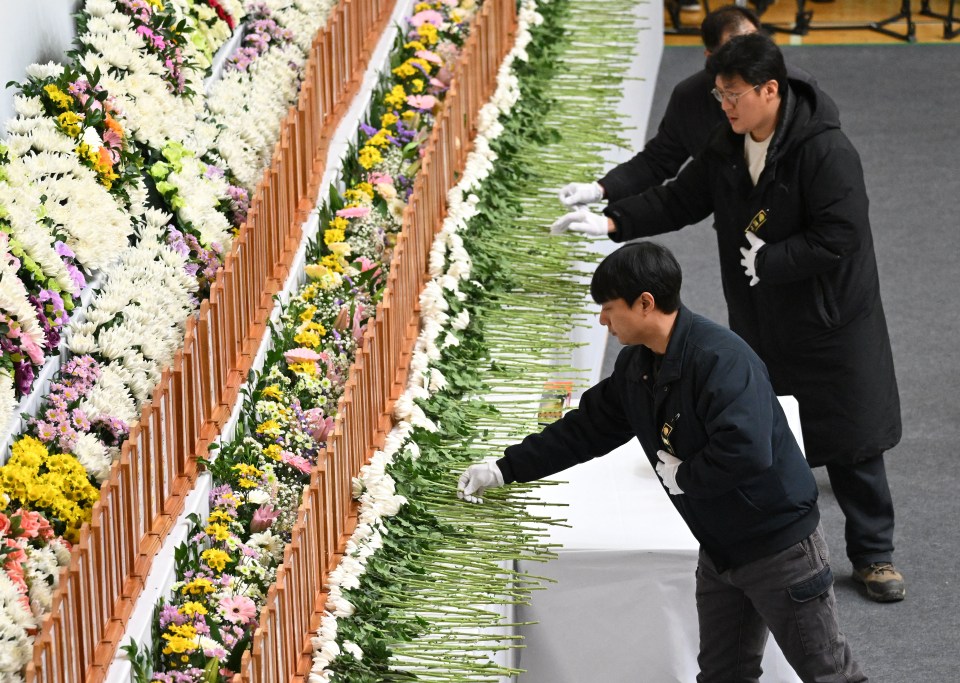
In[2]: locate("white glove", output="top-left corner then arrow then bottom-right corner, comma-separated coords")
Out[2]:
550,209 -> 612,236
457,460 -> 505,503
558,181 -> 604,207
655,450 -> 684,495
739,231 -> 765,287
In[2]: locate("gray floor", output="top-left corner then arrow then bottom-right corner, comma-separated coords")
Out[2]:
601,45 -> 960,682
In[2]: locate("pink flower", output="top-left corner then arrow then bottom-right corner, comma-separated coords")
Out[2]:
250,505 -> 281,532
220,595 -> 257,624
409,9 -> 443,26
280,451 -> 313,474
0,513 -> 9,536
12,509 -> 48,539
367,172 -> 393,186
357,256 -> 380,274
284,347 -> 322,365
336,206 -> 371,219
406,94 -> 437,111
304,408 -> 335,442
415,49 -> 443,65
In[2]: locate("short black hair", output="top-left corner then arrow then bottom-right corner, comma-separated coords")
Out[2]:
701,4 -> 761,54
706,32 -> 787,95
591,242 -> 682,312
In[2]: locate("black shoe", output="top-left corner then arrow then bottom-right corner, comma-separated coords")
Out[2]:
852,562 -> 906,602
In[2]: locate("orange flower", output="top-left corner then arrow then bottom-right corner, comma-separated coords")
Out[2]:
104,114 -> 124,139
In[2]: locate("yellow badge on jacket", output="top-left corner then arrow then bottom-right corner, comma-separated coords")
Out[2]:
745,208 -> 768,234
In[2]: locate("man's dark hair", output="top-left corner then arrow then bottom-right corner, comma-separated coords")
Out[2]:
706,32 -> 787,96
591,242 -> 682,312
701,5 -> 761,54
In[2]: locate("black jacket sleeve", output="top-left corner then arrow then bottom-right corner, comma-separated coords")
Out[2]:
497,374 -> 635,484
603,152 -> 715,243
599,87 -> 694,201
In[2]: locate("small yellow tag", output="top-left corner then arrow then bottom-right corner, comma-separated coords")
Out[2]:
745,209 -> 767,234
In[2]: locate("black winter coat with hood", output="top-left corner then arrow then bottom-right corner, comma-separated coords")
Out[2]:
602,75 -> 902,465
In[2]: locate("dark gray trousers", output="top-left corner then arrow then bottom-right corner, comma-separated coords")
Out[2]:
695,526 -> 866,683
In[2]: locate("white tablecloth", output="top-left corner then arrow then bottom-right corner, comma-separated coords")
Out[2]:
513,399 -> 805,683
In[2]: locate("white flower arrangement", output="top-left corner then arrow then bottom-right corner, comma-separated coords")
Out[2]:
0,371 -> 15,435
75,3 -> 205,149
0,177 -> 79,298
264,0 -> 338,51
0,570 -> 35,677
308,2 -> 542,677
0,251 -> 46,355
206,45 -> 304,189
69,215 -> 198,419
3,117 -> 133,272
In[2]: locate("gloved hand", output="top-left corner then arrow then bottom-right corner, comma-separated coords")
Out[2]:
655,450 -> 684,495
550,209 -> 612,236
457,460 -> 505,503
558,181 -> 604,207
739,231 -> 765,287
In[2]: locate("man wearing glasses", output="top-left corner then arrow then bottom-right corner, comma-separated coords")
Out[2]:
553,33 -> 905,604
459,242 -> 867,682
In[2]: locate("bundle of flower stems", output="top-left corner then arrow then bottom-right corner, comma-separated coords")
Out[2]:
309,0 -> 643,680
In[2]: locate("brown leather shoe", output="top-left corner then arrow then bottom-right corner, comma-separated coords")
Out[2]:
852,562 -> 905,602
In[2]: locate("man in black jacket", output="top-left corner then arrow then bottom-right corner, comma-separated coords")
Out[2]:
458,242 -> 866,682
553,33 -> 905,603
556,5 -> 761,209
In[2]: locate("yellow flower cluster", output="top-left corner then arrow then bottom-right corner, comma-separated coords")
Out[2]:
324,227 -> 345,245
261,385 -> 283,400
0,436 -> 99,543
289,362 -> 317,377
161,624 -> 198,656
384,84 -> 407,109
381,112 -> 399,127
232,463 -> 263,489
256,419 -> 280,436
57,111 -> 83,138
43,84 -> 74,110
264,444 -> 283,462
182,576 -> 216,595
201,547 -> 232,573
294,321 -> 326,349
204,522 -> 231,541
418,23 -> 439,45
358,146 -> 383,170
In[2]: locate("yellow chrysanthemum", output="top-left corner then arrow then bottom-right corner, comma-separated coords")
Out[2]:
324,228 -> 345,245
381,112 -> 399,127
205,522 -> 231,541
328,216 -> 349,231
384,84 -> 406,109
356,182 -> 374,198
201,548 -> 232,572
261,385 -> 283,400
289,362 -> 318,377
403,40 -> 426,51
256,420 -> 280,435
264,444 -> 283,461
321,254 -> 344,273
411,79 -> 425,94
180,601 -> 208,616
182,577 -> 216,595
392,62 -> 417,79
208,509 -> 233,524
294,329 -> 321,348
358,146 -> 383,170
418,23 -> 438,45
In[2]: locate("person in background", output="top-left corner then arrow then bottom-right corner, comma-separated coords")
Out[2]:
551,33 -> 905,603
558,5 -> 762,209
458,242 -> 867,682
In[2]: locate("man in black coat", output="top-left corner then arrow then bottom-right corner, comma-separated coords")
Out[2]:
557,5 -> 761,208
553,33 -> 905,602
458,242 -> 867,682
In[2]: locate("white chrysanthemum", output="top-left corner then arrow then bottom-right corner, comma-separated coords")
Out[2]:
73,432 -> 113,482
